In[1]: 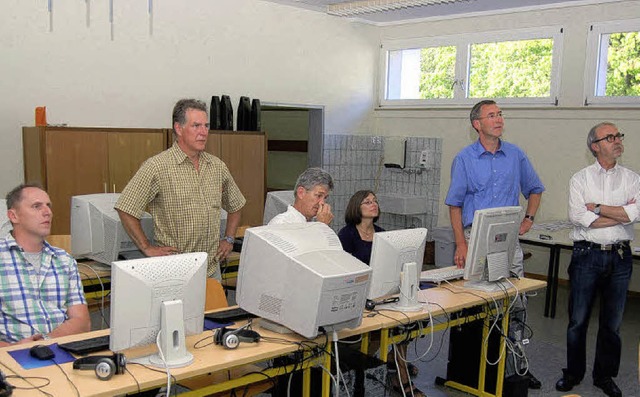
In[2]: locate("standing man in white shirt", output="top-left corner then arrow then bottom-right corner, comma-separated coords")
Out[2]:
268,167 -> 334,225
556,122 -> 639,397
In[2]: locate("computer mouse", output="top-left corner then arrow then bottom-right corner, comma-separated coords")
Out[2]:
29,345 -> 55,360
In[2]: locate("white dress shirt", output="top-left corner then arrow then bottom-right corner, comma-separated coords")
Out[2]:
568,161 -> 640,244
268,205 -> 307,225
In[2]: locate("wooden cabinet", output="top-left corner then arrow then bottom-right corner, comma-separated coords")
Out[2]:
205,131 -> 267,227
23,126 -> 169,234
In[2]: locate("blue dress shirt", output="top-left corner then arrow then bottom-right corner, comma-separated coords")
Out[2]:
445,140 -> 545,227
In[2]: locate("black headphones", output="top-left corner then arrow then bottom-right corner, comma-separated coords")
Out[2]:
0,371 -> 14,397
213,323 -> 260,349
72,353 -> 126,381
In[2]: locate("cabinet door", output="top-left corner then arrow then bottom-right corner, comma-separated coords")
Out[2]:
45,130 -> 109,234
107,131 -> 165,192
204,133 -> 221,157
218,133 -> 266,226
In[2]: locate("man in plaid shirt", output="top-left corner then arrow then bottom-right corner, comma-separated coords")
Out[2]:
115,99 -> 245,280
0,184 -> 90,346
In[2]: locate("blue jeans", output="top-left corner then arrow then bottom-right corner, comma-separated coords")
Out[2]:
565,243 -> 632,381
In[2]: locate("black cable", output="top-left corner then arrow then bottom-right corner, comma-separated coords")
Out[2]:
4,375 -> 52,396
53,362 -> 80,397
124,367 -> 141,394
194,330 -> 216,349
0,358 -> 53,396
130,363 -> 178,396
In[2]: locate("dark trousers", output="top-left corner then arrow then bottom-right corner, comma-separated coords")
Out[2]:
565,243 -> 632,381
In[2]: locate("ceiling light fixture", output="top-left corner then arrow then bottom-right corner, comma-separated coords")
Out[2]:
327,0 -> 461,17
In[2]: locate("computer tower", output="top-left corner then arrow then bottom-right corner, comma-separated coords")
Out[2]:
209,96 -> 221,130
237,96 -> 251,131
220,95 -> 233,131
250,98 -> 261,131
442,310 -> 501,394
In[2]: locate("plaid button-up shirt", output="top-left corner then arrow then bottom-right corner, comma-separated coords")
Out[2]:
115,143 -> 246,279
0,234 -> 86,343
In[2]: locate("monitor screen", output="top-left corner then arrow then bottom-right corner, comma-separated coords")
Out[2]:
464,206 -> 523,289
263,190 -> 294,225
71,193 -> 154,265
109,252 -> 207,368
236,222 -> 371,339
0,199 -> 11,238
367,228 -> 428,301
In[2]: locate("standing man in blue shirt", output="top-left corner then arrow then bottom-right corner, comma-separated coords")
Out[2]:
445,100 -> 545,387
446,100 -> 545,273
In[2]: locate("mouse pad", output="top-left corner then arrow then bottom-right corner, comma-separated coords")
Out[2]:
419,282 -> 439,290
9,343 -> 75,370
204,319 -> 233,331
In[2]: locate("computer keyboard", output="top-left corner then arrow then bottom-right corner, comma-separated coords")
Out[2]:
205,307 -> 256,323
420,266 -> 464,284
58,335 -> 110,356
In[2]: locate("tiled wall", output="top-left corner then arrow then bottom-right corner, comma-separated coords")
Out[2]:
323,135 -> 442,238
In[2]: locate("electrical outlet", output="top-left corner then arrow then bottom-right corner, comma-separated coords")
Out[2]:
419,150 -> 429,167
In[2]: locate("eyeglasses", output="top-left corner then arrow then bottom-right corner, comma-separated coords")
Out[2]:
477,111 -> 504,120
592,133 -> 624,144
361,200 -> 378,206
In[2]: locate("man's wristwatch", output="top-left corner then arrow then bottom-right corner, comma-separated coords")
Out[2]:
524,214 -> 535,222
222,236 -> 234,244
593,204 -> 601,215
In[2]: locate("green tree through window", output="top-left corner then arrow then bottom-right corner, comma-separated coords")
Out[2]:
468,39 -> 553,98
419,46 -> 456,99
605,32 -> 640,96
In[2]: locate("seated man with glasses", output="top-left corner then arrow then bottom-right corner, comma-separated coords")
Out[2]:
445,99 -> 545,388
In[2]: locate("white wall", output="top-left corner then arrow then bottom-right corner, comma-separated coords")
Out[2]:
372,0 -> 640,286
0,0 -> 378,194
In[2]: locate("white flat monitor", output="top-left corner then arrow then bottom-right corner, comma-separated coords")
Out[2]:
236,222 -> 371,339
464,206 -> 523,291
263,190 -> 294,225
109,252 -> 207,368
0,199 -> 11,238
367,228 -> 428,310
71,193 -> 154,265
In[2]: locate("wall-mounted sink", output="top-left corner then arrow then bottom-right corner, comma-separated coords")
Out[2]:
377,194 -> 427,215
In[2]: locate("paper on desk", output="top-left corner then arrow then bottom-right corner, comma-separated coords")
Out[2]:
530,220 -> 573,232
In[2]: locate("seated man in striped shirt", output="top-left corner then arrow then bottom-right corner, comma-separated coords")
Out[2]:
0,184 -> 90,346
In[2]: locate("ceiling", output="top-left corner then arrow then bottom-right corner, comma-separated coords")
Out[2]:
262,0 -> 607,25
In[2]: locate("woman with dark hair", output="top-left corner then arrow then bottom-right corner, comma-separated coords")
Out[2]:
338,190 -> 383,264
338,190 -> 425,397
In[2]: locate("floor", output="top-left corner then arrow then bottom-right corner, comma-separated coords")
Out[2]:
404,283 -> 640,397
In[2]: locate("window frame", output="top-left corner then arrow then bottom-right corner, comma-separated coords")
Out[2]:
584,18 -> 640,106
378,26 -> 564,108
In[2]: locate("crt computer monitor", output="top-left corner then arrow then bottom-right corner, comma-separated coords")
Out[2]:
236,222 -> 372,339
109,252 -> 207,368
262,190 -> 294,225
367,228 -> 428,306
0,199 -> 11,238
464,206 -> 523,291
71,193 -> 154,265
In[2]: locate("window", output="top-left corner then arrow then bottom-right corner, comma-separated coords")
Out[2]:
585,19 -> 640,105
379,27 -> 563,107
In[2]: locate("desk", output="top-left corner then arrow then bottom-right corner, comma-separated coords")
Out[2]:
0,278 -> 546,397
0,323 -> 325,396
337,278 -> 547,397
77,261 -> 111,304
520,225 -> 640,318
